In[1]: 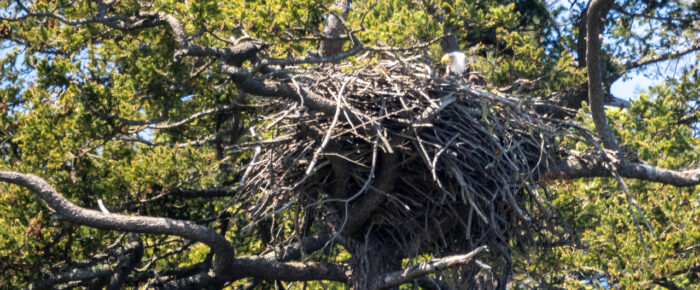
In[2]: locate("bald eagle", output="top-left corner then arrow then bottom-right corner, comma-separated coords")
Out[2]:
441,51 -> 467,76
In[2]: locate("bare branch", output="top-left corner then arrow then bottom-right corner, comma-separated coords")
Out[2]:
0,172 -> 234,277
610,43 -> 700,83
26,265 -> 112,289
372,246 -> 489,289
83,100 -> 236,129
149,105 -> 237,129
3,4 -> 265,63
548,154 -> 700,187
230,257 -> 350,282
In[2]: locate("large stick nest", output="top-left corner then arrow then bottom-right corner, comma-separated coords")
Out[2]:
234,53 -> 573,279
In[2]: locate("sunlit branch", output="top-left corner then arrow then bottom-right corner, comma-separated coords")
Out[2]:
0,172 -> 235,277
372,246 -> 489,289
548,153 -> 700,187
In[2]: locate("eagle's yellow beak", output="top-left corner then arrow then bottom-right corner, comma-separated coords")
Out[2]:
440,55 -> 451,64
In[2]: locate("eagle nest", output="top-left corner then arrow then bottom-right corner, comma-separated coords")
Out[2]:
234,53 -> 576,282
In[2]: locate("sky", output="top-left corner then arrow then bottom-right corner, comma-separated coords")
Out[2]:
611,54 -> 698,101
549,0 -> 699,102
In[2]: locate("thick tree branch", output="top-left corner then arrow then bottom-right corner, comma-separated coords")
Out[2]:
4,4 -> 266,63
155,259 -> 349,288
220,70 -> 369,125
129,262 -> 210,285
140,233 -> 345,287
576,5 -> 589,68
586,0 -> 620,152
548,154 -> 700,187
371,246 -> 488,289
0,172 -> 349,283
230,257 -> 350,282
27,265 -> 112,289
0,172 -> 234,277
653,278 -> 683,290
156,259 -> 349,289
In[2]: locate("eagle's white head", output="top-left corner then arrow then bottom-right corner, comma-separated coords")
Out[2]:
441,51 -> 467,76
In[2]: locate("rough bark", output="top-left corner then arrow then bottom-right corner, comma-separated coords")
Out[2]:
230,257 -> 350,282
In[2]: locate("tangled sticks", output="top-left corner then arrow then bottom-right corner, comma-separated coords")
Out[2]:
233,54 -> 572,282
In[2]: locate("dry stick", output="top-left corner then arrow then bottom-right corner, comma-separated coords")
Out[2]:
290,76 -> 306,107
337,79 -> 364,136
312,128 -> 380,249
449,167 -> 489,224
292,75 -> 357,190
431,133 -> 460,202
371,245 -> 489,289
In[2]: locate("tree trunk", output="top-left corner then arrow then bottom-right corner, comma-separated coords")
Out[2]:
575,5 -> 588,68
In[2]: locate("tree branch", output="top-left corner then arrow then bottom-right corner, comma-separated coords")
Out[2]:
81,93 -> 238,130
4,4 -> 266,63
371,246 -> 488,289
5,3 -> 435,126
609,43 -> 700,83
230,257 -> 350,282
27,265 -> 112,289
548,154 -> 700,187
0,172 -> 234,277
220,70 -> 368,125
